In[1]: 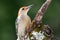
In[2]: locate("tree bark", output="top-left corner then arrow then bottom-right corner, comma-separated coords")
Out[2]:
26,0 -> 51,34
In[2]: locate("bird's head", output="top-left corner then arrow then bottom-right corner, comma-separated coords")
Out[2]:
18,5 -> 33,16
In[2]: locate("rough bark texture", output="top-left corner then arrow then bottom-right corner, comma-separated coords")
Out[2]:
26,0 -> 51,34
25,0 -> 54,40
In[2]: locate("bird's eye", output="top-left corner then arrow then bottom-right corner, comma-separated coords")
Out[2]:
22,8 -> 24,10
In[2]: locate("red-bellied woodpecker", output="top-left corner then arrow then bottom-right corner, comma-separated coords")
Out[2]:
15,5 -> 33,40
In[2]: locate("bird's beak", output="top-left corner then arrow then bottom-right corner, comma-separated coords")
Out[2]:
27,4 -> 33,9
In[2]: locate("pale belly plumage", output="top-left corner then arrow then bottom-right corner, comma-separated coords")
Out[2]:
16,15 -> 31,40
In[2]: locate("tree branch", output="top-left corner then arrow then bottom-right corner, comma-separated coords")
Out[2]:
26,0 -> 51,34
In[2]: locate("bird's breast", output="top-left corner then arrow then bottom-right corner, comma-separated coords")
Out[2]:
17,15 -> 31,36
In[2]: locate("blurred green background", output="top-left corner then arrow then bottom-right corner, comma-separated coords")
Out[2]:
0,0 -> 60,40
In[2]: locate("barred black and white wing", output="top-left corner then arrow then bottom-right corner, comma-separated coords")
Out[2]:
15,18 -> 18,35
